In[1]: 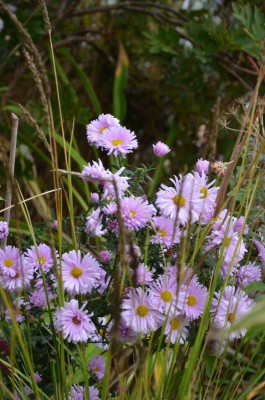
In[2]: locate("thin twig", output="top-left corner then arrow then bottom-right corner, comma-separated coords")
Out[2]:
1,114 -> 19,250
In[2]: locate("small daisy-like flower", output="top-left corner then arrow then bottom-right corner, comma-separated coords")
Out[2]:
101,126 -> 138,158
0,246 -> 22,277
236,262 -> 261,288
82,159 -> 110,185
5,298 -> 27,323
153,141 -> 170,157
196,158 -> 210,175
51,219 -> 58,229
62,250 -> 100,295
121,196 -> 156,231
89,355 -> 106,380
91,192 -> 99,202
150,216 -> 180,247
86,113 -> 120,147
85,208 -> 106,237
193,171 -> 218,224
164,311 -> 189,344
30,290 -> 49,308
34,372 -> 42,383
156,174 -> 203,225
24,243 -> 56,273
66,384 -> 100,400
121,287 -> 163,334
99,250 -> 112,263
135,263 -> 153,285
55,299 -> 96,343
0,221 -> 9,239
149,275 -> 177,313
118,318 -> 138,342
1,263 -> 33,292
103,167 -> 129,198
253,237 -> 265,267
211,286 -> 253,340
179,280 -> 208,320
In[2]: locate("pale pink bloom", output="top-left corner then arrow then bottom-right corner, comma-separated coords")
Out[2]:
85,208 -> 106,237
55,299 -> 97,343
151,216 -> 180,247
62,250 -> 100,295
164,311 -> 189,344
89,355 -> 106,380
120,196 -> 156,231
86,113 -> 120,147
196,158 -> 210,175
91,192 -> 99,202
153,141 -> 170,157
0,221 -> 8,239
135,263 -> 153,285
156,174 -> 203,225
149,275 -> 177,313
1,262 -> 33,292
24,243 -> 56,273
236,262 -> 261,288
0,245 -> 22,277
99,250 -> 112,263
121,287 -> 163,334
51,219 -> 58,229
101,126 -> 138,157
179,280 -> 208,320
193,171 -> 218,224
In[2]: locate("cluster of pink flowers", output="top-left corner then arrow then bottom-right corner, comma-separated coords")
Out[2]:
1,113 -> 263,397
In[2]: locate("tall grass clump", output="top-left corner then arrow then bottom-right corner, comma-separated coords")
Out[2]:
1,2 -> 265,400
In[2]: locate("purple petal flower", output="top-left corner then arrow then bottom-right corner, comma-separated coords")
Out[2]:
101,126 -> 138,158
196,158 -> 210,175
153,141 -> 170,157
89,355 -> 106,380
0,221 -> 9,239
86,113 -> 120,147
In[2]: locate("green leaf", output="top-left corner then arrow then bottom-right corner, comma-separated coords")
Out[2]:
245,281 -> 265,294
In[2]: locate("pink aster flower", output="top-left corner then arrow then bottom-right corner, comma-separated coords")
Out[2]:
89,355 -> 106,380
1,262 -> 33,292
253,237 -> 265,267
82,159 -> 110,185
101,126 -> 138,158
30,289 -> 49,308
85,208 -> 106,237
135,263 -> 153,285
153,141 -> 170,157
149,275 -> 178,314
91,192 -> 99,202
120,196 -> 156,231
164,311 -> 189,344
196,158 -> 210,175
34,372 -> 42,383
24,243 -> 56,273
151,216 -> 181,247
118,318 -> 138,342
99,250 -> 112,263
236,262 -> 261,288
0,245 -> 22,277
66,384 -> 100,400
94,266 -> 111,294
121,287 -> 163,334
193,171 -> 218,224
103,167 -> 129,198
51,219 -> 58,229
179,280 -> 208,320
55,299 -> 97,343
211,286 -> 253,340
0,221 -> 8,239
5,298 -> 27,323
156,173 -> 203,226
86,113 -> 120,147
62,250 -> 100,295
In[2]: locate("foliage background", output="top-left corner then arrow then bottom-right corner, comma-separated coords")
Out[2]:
0,0 -> 264,220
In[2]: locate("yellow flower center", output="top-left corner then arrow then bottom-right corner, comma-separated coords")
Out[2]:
224,237 -> 231,247
92,367 -> 99,372
159,229 -> 167,237
112,139 -> 123,146
36,257 -> 46,265
187,295 -> 197,306
71,267 -> 83,279
173,194 -> 186,207
161,290 -> 173,302
4,258 -> 13,267
99,328 -> 108,338
72,316 -> 81,325
130,209 -> 137,218
200,186 -> 208,199
99,126 -> 107,134
170,317 -> 180,330
228,312 -> 234,323
136,305 -> 149,317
